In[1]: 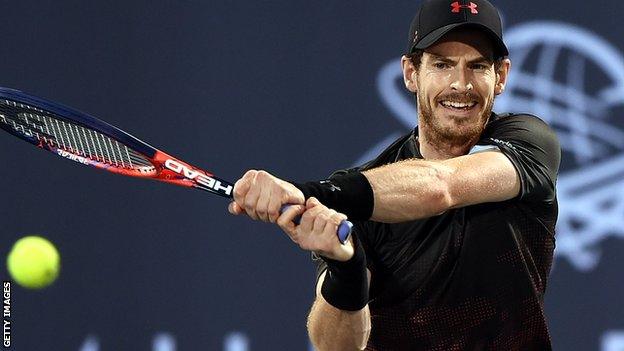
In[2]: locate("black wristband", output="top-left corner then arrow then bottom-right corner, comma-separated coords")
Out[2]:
293,172 -> 374,221
320,236 -> 369,311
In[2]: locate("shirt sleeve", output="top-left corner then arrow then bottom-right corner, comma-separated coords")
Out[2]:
481,114 -> 561,202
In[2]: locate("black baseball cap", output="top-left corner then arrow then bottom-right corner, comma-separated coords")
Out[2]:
407,0 -> 508,58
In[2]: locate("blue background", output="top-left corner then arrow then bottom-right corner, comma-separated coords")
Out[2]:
1,1 -> 622,350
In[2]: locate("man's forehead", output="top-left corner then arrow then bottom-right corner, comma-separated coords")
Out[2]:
425,28 -> 496,61
424,49 -> 493,64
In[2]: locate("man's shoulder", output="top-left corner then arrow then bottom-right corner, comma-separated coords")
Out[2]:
487,112 -> 550,128
482,112 -> 558,144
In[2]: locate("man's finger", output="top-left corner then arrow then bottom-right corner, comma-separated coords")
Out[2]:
300,202 -> 324,234
233,170 -> 255,204
228,201 -> 246,215
312,211 -> 330,234
277,204 -> 305,237
268,192 -> 284,223
243,173 -> 262,220
328,209 -> 346,227
306,196 -> 321,210
322,211 -> 341,238
255,183 -> 273,222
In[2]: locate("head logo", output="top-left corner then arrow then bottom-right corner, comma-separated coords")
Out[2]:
451,1 -> 478,14
372,21 -> 624,272
164,159 -> 233,196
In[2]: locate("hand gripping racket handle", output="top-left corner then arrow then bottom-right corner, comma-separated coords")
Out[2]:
280,205 -> 353,244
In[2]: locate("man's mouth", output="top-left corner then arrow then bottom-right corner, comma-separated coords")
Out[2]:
438,100 -> 478,111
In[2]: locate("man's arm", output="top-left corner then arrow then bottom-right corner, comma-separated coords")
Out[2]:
229,173 -> 374,349
308,270 -> 372,351
364,150 -> 520,223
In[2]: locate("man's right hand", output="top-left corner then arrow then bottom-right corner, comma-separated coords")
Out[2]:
227,170 -> 353,262
228,170 -> 305,223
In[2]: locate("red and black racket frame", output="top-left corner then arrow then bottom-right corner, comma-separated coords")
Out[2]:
0,87 -> 352,243
0,87 -> 233,198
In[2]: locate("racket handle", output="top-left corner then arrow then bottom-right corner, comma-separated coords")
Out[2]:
280,205 -> 353,244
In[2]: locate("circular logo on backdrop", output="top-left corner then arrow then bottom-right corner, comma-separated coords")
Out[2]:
371,21 -> 624,272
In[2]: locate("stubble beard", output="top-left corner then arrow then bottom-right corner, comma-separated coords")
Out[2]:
418,92 -> 494,149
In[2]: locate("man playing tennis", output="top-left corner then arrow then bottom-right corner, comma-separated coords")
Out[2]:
229,0 -> 560,349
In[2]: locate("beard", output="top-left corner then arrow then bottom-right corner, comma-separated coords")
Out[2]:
417,91 -> 494,148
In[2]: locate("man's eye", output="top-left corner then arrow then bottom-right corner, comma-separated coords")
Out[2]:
434,62 -> 449,69
472,64 -> 489,70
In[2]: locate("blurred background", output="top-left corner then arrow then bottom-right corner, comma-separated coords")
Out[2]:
1,1 -> 622,350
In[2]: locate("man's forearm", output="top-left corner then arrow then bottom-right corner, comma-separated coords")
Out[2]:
307,294 -> 371,351
363,159 -> 453,223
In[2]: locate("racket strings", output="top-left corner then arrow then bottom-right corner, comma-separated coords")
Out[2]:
0,99 -> 153,170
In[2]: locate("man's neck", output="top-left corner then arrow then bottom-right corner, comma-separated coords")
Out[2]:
417,129 -> 479,160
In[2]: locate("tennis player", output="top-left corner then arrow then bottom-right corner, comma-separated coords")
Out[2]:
229,0 -> 560,349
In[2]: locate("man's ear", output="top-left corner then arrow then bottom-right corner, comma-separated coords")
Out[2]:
401,55 -> 419,93
495,58 -> 511,95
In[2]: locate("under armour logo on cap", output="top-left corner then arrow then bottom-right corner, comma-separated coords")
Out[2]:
406,0 -> 507,56
451,1 -> 479,14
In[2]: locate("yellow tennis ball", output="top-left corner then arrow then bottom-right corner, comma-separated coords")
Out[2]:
6,236 -> 60,289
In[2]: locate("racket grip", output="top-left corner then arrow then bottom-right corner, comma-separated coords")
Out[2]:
280,205 -> 353,244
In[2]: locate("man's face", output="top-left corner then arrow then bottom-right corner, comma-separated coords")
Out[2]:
403,29 -> 510,146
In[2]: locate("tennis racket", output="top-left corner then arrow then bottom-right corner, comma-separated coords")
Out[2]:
0,87 -> 353,243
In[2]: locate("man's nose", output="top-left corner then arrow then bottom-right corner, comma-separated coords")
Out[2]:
450,68 -> 473,92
